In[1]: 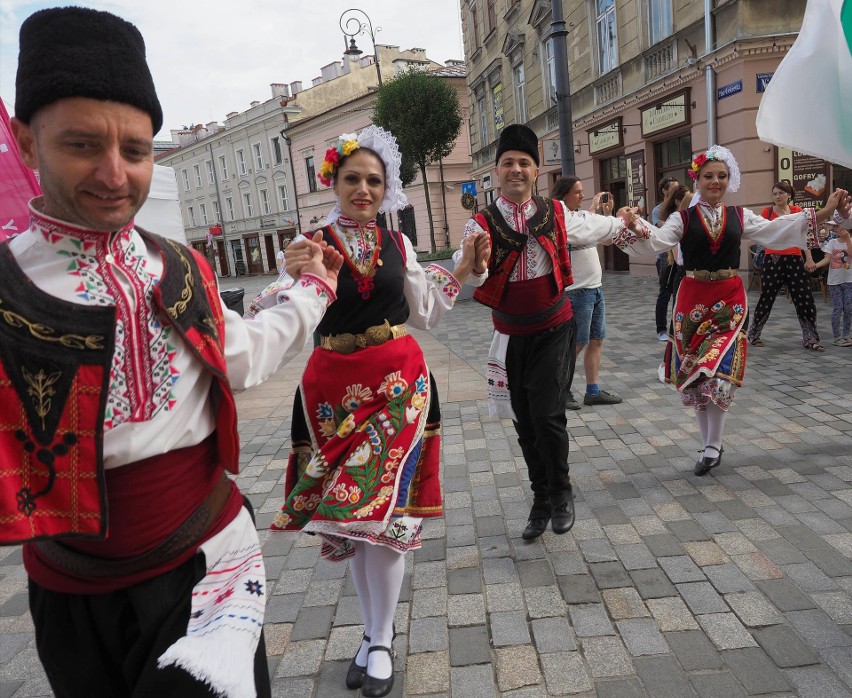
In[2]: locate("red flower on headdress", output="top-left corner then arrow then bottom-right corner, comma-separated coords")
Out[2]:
325,147 -> 341,165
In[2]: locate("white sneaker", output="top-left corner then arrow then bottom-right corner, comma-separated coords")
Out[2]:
833,337 -> 852,346
657,331 -> 668,341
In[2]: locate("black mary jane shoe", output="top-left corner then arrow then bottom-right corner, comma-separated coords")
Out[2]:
694,447 -> 724,477
361,646 -> 395,698
345,634 -> 370,689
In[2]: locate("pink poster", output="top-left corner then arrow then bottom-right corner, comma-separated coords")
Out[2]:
0,100 -> 40,242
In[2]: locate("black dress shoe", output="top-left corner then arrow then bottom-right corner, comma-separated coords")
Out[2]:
522,517 -> 550,540
345,633 -> 370,689
361,646 -> 395,698
694,447 -> 723,476
551,497 -> 576,534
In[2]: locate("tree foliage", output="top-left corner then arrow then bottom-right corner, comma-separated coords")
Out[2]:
374,68 -> 462,251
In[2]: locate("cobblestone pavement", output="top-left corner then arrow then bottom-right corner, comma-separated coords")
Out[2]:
2,273 -> 852,698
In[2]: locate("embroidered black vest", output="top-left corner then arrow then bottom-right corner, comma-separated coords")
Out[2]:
317,226 -> 409,335
680,206 -> 744,271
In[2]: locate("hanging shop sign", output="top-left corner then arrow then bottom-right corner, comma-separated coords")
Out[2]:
626,151 -> 646,211
541,138 -> 561,167
588,118 -> 623,155
641,90 -> 690,138
776,147 -> 830,209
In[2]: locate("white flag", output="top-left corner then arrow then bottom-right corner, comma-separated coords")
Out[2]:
756,0 -> 852,168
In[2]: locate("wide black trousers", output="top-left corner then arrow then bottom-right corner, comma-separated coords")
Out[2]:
506,319 -> 576,517
29,528 -> 271,698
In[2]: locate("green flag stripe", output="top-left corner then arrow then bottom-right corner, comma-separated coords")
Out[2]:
843,0 -> 852,57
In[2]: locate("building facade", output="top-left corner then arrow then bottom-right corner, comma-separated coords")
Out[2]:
156,46 -> 465,277
461,0 -> 828,275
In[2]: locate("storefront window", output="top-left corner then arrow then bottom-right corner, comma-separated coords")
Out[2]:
654,134 -> 692,194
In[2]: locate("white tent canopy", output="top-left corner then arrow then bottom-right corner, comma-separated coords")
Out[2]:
136,164 -> 186,243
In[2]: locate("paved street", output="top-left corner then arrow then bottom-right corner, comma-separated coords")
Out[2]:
2,272 -> 852,698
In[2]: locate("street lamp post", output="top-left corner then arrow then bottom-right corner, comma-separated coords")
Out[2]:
340,8 -> 383,88
551,0 -> 575,177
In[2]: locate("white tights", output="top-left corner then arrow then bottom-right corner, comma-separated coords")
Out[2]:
348,541 -> 405,679
696,401 -> 727,456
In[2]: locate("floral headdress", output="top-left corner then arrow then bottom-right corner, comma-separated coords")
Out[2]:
321,125 -> 409,225
317,133 -> 360,187
688,144 -> 741,192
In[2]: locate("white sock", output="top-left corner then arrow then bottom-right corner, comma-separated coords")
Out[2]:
348,543 -> 372,667
704,401 -> 727,452
363,544 -> 405,680
695,409 -> 709,453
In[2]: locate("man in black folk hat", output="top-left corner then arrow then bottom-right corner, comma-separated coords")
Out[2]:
6,7 -> 341,697
454,124 -> 645,540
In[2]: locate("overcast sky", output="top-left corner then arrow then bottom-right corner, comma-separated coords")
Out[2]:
0,0 -> 465,139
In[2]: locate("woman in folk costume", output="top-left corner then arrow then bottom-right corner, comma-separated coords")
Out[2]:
269,126 -> 489,697
650,146 -> 849,476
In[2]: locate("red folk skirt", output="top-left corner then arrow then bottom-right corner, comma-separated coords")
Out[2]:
271,334 -> 442,560
663,276 -> 748,411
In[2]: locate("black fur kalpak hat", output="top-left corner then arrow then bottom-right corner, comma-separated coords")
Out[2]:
495,124 -> 539,166
15,6 -> 163,133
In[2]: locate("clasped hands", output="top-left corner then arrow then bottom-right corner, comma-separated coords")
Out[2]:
285,231 -> 344,292
455,231 -> 491,283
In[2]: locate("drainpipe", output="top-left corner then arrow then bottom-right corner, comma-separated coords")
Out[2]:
705,0 -> 716,147
439,158 -> 450,248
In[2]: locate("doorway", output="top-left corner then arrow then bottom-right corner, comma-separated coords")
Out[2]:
600,155 -> 630,272
264,234 -> 276,273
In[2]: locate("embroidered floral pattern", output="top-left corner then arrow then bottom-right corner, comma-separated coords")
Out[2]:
613,219 -> 651,249
342,384 -> 373,411
423,263 -> 461,302
32,213 -> 179,431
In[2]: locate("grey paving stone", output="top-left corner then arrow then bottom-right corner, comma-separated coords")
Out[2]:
777,525 -> 834,552
641,534 -> 685,557
450,664 -> 499,698
581,636 -> 634,678
715,500 -> 757,521
489,611 -> 531,647
593,677 -> 648,698
804,548 -> 852,578
724,591 -> 784,627
629,568 -> 678,600
448,567 -> 483,595
753,624 -> 822,668
588,561 -> 633,589
530,617 -> 577,653
677,582 -> 730,615
409,617 -> 449,654
289,604 -> 334,641
613,543 -> 658,571
557,574 -> 602,604
689,671 -> 747,698
666,629 -> 724,671
697,613 -> 758,649
783,665 -> 852,698
786,610 -> 852,649
658,555 -> 706,584
703,562 -> 756,594
757,578 -> 818,611
783,562 -> 841,593
517,559 -> 556,588
721,648 -> 793,694
580,538 -> 619,563
633,655 -> 698,698
448,625 -> 491,666
541,651 -> 593,695
616,619 -> 669,656
482,557 -> 519,585
569,603 -> 616,637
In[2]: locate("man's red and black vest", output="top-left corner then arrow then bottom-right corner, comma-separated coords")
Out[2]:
473,196 -> 573,308
0,230 -> 238,545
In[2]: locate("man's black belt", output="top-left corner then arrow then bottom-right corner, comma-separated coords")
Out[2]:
492,292 -> 570,326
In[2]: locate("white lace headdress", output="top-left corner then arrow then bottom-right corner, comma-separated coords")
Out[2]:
689,144 -> 741,193
323,125 -> 408,225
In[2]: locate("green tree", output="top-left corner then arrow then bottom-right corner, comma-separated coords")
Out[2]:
374,68 -> 462,252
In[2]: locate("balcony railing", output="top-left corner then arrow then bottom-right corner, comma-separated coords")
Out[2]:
595,71 -> 621,106
645,41 -> 676,81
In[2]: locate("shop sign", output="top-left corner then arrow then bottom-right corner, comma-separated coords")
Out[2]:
626,152 -> 646,211
541,138 -> 561,166
641,90 -> 690,138
717,80 -> 743,101
588,119 -> 623,155
756,72 -> 774,93
776,147 -> 830,209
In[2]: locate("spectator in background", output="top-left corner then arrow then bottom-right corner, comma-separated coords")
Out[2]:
552,176 -> 623,410
653,177 -> 681,340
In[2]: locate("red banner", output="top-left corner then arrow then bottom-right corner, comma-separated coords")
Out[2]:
209,224 -> 223,236
0,100 -> 41,242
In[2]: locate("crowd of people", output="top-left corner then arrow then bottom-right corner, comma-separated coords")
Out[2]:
4,6 -> 851,698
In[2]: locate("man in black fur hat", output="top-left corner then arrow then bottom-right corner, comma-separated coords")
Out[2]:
454,124 -> 644,540
6,7 -> 341,697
